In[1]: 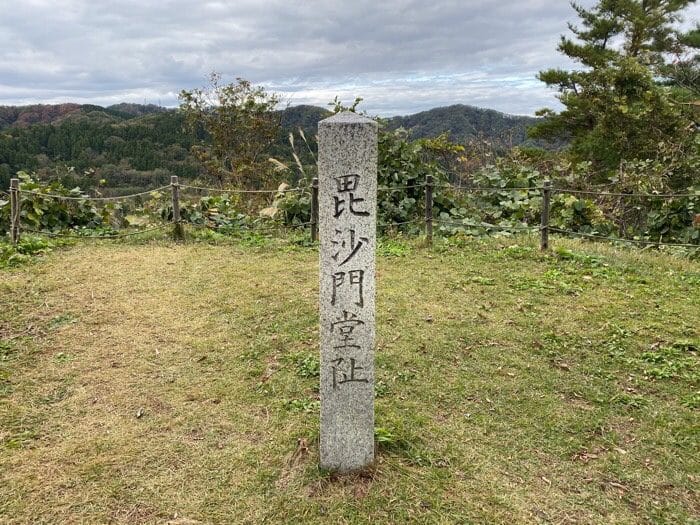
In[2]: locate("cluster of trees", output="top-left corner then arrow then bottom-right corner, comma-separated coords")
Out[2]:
0,94 -> 556,196
278,0 -> 699,243
0,109 -> 200,194
1,0 -> 697,245
177,0 -> 698,195
385,104 -> 539,146
530,0 -> 699,190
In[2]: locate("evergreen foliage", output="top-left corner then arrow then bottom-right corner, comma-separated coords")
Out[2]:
0,109 -> 199,192
0,102 -> 545,193
529,0 -> 698,183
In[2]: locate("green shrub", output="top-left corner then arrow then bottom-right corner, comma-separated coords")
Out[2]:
645,189 -> 700,244
0,172 -> 104,235
0,235 -> 55,268
161,193 -> 251,232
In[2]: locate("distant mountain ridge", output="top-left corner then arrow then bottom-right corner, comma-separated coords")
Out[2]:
385,104 -> 538,145
0,101 -> 548,189
0,103 -> 165,129
0,102 -> 538,146
0,103 -> 82,129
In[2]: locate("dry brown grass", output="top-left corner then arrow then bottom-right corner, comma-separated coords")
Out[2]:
0,236 -> 698,524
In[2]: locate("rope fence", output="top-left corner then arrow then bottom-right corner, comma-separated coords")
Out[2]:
551,188 -> 698,198
436,184 -> 536,192
548,227 -> 700,249
436,184 -> 698,198
21,224 -> 171,240
10,181 -> 698,202
179,184 -> 305,194
377,184 -> 426,192
5,175 -> 698,251
186,221 -> 314,233
11,181 -> 429,200
377,218 -> 423,229
435,220 -> 538,233
18,185 -> 172,201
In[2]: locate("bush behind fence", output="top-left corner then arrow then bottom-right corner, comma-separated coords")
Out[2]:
2,171 -> 699,250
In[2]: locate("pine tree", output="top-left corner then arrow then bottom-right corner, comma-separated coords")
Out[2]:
661,23 -> 699,98
530,0 -> 698,177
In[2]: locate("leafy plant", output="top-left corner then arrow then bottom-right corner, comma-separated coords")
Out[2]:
550,194 -> 612,234
294,354 -> 320,379
0,235 -> 55,268
275,183 -> 312,226
0,172 -> 105,235
163,193 -> 252,233
377,129 -> 465,230
179,74 -> 281,188
644,188 -> 700,244
377,239 -> 412,257
635,343 -> 698,381
283,398 -> 320,413
680,392 -> 700,409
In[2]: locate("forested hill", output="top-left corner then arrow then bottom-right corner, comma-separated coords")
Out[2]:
0,104 -> 197,192
0,102 -> 540,191
279,104 -> 539,147
0,103 -> 167,129
279,104 -> 331,134
0,102 -> 536,139
385,104 -> 538,145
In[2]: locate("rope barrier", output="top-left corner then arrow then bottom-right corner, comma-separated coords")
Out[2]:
21,224 -> 170,239
192,218 -> 421,231
433,183 -> 697,199
549,227 -> 700,248
377,219 -> 423,228
435,184 -> 536,192
8,178 -> 698,251
179,184 -> 304,194
18,186 -> 171,201
553,188 -> 698,198
188,221 -> 313,233
435,220 -> 537,232
13,182 -> 697,201
244,221 -> 313,232
184,182 -> 426,193
377,184 -> 426,192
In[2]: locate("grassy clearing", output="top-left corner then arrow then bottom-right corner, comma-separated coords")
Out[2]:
0,233 -> 698,524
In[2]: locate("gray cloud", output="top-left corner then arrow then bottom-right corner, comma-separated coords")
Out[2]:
0,0 -> 697,115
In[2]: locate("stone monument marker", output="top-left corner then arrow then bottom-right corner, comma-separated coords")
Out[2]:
318,112 -> 377,472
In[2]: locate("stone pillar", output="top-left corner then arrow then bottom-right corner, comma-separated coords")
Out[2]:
318,112 -> 377,472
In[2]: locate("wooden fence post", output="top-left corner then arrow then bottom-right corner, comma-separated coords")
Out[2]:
425,174 -> 434,245
540,180 -> 552,251
10,178 -> 19,245
311,177 -> 319,242
171,175 -> 184,240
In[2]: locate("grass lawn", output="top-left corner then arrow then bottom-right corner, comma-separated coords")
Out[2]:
0,233 -> 698,524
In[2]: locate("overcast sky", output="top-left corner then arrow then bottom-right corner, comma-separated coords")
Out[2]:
1,0 -> 697,116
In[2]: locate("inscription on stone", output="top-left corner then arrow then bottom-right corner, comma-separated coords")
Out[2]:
318,112 -> 377,472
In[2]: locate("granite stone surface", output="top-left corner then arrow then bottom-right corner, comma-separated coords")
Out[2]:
318,112 -> 378,472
